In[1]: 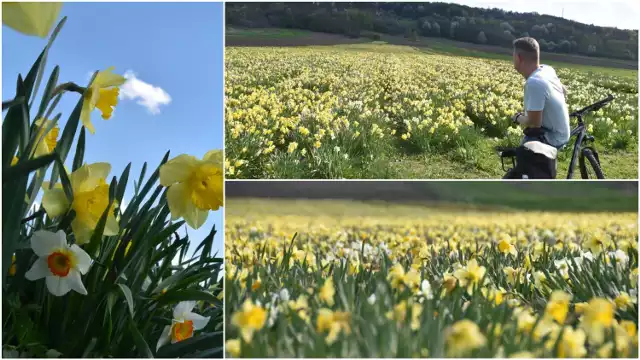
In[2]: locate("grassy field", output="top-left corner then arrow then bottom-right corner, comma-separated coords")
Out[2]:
225,32 -> 638,179
225,198 -> 639,358
225,182 -> 638,213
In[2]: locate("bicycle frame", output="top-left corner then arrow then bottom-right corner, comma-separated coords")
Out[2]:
566,121 -> 586,179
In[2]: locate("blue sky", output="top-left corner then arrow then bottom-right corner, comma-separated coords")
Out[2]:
2,2 -> 224,257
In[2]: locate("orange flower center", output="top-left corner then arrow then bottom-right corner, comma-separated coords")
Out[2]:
47,251 -> 72,277
172,320 -> 194,342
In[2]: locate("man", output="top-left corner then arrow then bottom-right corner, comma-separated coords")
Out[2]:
511,37 -> 570,148
504,37 -> 570,179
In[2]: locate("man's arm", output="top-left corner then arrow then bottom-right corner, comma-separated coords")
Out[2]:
514,111 -> 543,127
517,80 -> 546,128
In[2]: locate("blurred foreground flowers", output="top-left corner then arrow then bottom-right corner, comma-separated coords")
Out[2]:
225,199 -> 638,358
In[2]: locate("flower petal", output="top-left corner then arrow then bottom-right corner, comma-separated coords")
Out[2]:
80,96 -> 96,135
93,67 -> 126,88
156,325 -> 172,352
70,244 -> 92,274
71,218 -> 93,245
46,275 -> 71,296
70,162 -> 111,192
104,213 -> 120,236
31,230 -> 66,257
184,312 -> 210,330
42,188 -> 70,218
166,183 -> 189,220
159,155 -> 198,186
2,2 -> 62,38
183,200 -> 208,230
25,258 -> 50,280
174,301 -> 197,319
65,269 -> 88,295
203,150 -> 223,166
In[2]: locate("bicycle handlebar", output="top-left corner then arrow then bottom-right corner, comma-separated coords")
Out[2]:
569,94 -> 614,118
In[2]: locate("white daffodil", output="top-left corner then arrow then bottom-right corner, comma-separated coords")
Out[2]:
156,301 -> 210,351
25,230 -> 92,296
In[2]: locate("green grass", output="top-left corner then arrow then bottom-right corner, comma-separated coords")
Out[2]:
389,148 -> 638,180
226,27 -> 313,38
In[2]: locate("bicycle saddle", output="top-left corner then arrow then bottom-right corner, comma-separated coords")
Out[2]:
495,147 -> 517,157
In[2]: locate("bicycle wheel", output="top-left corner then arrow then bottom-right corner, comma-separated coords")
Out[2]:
579,148 -> 605,179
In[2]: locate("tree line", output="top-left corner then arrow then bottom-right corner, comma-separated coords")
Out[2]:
226,2 -> 638,61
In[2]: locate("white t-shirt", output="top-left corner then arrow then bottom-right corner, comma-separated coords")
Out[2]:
524,65 -> 570,147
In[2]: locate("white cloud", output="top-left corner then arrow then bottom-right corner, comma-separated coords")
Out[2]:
119,70 -> 171,114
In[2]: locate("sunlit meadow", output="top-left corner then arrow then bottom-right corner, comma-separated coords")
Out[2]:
3,5 -> 223,358
225,199 -> 638,358
225,44 -> 638,179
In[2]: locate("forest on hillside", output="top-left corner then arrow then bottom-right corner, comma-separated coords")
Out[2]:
226,2 -> 639,61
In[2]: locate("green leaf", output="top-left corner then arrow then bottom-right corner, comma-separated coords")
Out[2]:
29,17 -> 66,109
128,318 -> 154,358
156,289 -> 218,305
55,155 -> 73,203
52,95 -> 82,169
118,283 -> 135,317
72,127 -> 85,171
2,102 -> 23,167
155,331 -> 223,358
2,176 -> 28,278
23,49 -> 46,104
36,66 -> 60,120
116,163 -> 132,206
2,153 -> 56,184
45,349 -> 62,358
192,347 -> 224,358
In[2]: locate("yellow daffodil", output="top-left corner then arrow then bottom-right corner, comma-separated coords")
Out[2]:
319,277 -> 335,306
288,295 -> 310,322
555,327 -> 587,358
453,258 -> 486,294
2,2 -> 62,38
497,233 -> 517,257
386,300 -> 422,330
159,150 -> 223,229
32,118 -> 59,157
231,299 -> 266,343
316,308 -> 351,344
545,290 -> 572,324
580,297 -> 615,345
614,291 -> 635,311
445,319 -> 487,357
80,67 -> 127,134
226,338 -> 241,357
42,162 -> 119,244
25,230 -> 92,296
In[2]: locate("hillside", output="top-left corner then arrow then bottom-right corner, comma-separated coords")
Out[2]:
226,2 -> 639,61
226,182 -> 638,212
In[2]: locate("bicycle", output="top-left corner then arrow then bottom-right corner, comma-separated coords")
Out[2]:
497,94 -> 614,179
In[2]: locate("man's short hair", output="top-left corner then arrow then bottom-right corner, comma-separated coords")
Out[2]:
513,37 -> 540,62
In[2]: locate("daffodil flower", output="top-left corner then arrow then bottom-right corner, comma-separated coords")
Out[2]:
156,301 -> 210,351
230,299 -> 267,343
2,2 -> 62,38
159,150 -> 224,229
81,68 -> 127,134
25,230 -> 92,296
42,162 -> 119,244
445,319 -> 487,357
32,118 -> 59,157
